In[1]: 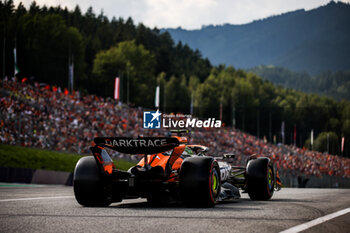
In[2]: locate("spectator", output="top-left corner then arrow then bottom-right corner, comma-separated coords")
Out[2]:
1,79 -> 349,178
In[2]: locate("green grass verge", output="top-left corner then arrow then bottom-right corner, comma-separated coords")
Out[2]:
0,144 -> 136,172
113,158 -> 137,171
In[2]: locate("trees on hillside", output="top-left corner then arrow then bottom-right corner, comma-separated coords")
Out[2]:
1,1 -> 349,156
165,75 -> 190,113
190,66 -> 350,156
92,41 -> 156,107
0,1 -> 85,87
0,1 -> 212,93
249,66 -> 350,101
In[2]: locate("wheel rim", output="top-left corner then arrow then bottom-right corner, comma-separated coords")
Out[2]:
267,167 -> 273,190
211,169 -> 219,196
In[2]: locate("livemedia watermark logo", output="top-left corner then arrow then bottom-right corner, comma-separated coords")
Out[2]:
143,110 -> 161,129
143,110 -> 222,129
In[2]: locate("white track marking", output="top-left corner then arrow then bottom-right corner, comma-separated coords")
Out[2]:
280,207 -> 350,233
0,196 -> 74,202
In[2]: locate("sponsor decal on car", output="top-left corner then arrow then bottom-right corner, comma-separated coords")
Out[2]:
105,138 -> 167,147
94,137 -> 180,154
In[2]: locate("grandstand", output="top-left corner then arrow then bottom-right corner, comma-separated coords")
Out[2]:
1,78 -> 349,181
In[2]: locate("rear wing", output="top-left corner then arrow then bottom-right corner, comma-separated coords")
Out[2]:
93,137 -> 180,154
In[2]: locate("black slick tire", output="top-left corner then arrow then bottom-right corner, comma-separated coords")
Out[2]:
73,156 -> 112,207
180,157 -> 220,207
245,157 -> 274,200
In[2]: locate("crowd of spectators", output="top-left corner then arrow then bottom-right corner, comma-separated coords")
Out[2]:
1,78 -> 349,178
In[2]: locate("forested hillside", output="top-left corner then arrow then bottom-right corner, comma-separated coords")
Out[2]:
166,1 -> 350,75
1,1 -> 350,155
0,0 -> 211,107
249,66 -> 350,101
190,65 -> 350,154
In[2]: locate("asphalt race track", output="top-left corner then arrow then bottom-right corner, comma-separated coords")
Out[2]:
1,184 -> 350,233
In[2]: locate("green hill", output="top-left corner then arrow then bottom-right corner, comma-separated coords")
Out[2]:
248,66 -> 350,101
0,1 -> 212,104
165,1 -> 350,75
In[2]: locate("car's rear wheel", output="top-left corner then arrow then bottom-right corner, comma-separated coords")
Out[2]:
180,157 -> 220,207
245,157 -> 274,200
73,156 -> 112,207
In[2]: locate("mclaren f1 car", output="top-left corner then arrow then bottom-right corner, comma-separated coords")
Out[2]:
73,130 -> 281,207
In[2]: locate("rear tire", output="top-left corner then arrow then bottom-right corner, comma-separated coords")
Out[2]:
245,157 -> 274,200
73,156 -> 112,207
180,157 -> 220,207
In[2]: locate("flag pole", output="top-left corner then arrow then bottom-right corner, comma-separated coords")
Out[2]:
68,54 -> 74,93
14,37 -> 19,77
2,29 -> 5,80
127,66 -> 130,105
190,93 -> 193,115
155,85 -> 160,109
163,81 -> 166,112
257,108 -> 260,138
327,133 -> 329,154
114,77 -> 120,101
219,101 -> 223,122
281,121 -> 285,144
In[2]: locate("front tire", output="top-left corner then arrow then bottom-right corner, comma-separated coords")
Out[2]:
245,157 -> 274,200
73,156 -> 112,207
180,157 -> 221,207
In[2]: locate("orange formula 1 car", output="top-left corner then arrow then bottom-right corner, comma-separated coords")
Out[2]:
73,131 -> 281,207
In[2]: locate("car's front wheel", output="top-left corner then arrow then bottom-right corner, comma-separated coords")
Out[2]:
245,157 -> 274,200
